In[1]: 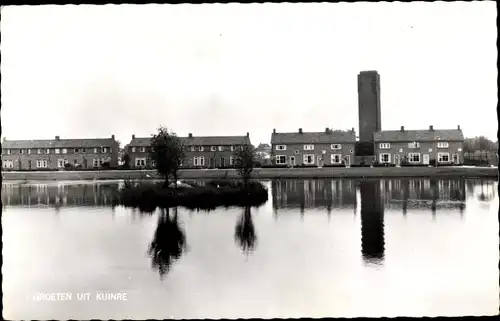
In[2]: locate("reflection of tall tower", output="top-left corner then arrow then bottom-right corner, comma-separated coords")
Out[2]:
358,70 -> 381,142
360,180 -> 385,263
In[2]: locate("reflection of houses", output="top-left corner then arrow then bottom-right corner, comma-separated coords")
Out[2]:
1,183 -> 118,207
127,133 -> 252,169
359,180 -> 385,263
377,179 -> 466,214
1,136 -> 119,170
270,128 -> 356,167
271,179 -> 357,212
373,126 -> 464,165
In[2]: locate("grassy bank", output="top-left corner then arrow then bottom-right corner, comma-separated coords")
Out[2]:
115,180 -> 269,212
1,166 -> 498,182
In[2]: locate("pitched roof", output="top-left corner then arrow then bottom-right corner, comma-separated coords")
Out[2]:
2,138 -> 116,149
374,129 -> 464,142
129,135 -> 251,147
271,130 -> 356,144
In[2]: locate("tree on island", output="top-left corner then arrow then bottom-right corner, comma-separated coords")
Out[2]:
150,126 -> 185,189
233,144 -> 256,187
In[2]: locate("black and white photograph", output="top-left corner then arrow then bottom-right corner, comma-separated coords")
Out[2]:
1,2 -> 498,319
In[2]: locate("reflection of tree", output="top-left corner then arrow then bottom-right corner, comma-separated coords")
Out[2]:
234,206 -> 257,254
148,207 -> 187,279
360,180 -> 385,264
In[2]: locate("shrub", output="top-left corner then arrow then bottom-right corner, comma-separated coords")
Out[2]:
117,181 -> 269,212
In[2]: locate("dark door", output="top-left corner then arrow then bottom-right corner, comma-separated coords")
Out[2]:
220,158 -> 225,168
28,160 -> 32,170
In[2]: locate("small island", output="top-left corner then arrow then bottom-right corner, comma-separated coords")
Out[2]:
115,126 -> 268,212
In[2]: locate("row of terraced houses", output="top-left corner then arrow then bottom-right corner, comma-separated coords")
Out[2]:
1,124 -> 464,170
1,70 -> 467,170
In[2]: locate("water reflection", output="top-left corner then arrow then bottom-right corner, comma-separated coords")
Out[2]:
234,206 -> 257,255
359,180 -> 385,264
272,179 -> 473,216
271,179 -> 357,214
148,207 -> 187,279
1,183 -> 118,208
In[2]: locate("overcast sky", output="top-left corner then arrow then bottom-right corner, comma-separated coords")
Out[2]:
1,2 -> 497,147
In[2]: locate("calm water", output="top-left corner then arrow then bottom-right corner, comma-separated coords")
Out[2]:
2,178 -> 499,319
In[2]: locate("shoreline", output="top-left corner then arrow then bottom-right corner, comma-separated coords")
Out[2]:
1,167 -> 497,183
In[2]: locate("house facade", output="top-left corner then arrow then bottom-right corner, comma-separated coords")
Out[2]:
270,128 -> 357,167
373,125 -> 464,166
127,133 -> 252,169
1,135 -> 119,170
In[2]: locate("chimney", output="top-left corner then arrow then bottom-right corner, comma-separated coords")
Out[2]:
55,136 -> 60,140
325,127 -> 330,133
400,126 -> 405,132
111,134 -> 115,140
188,133 -> 193,138
273,128 -> 276,134
299,128 -> 303,134
457,125 -> 461,130
132,134 -> 135,139
429,125 -> 434,131
351,127 -> 355,132
246,132 -> 249,137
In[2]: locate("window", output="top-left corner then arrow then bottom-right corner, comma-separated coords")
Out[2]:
408,142 -> 420,148
303,154 -> 315,165
229,156 -> 234,165
379,143 -> 391,149
193,156 -> 205,166
303,144 -> 314,150
295,150 -> 299,154
179,159 -> 183,166
331,144 -> 342,150
150,159 -> 156,167
6,149 -> 11,155
438,152 -> 450,163
46,149 -> 50,154
199,146 -> 204,152
55,148 -> 61,154
140,147 -> 145,153
131,147 -> 136,153
218,146 -> 223,151
102,147 -> 108,153
62,148 -> 67,154
57,159 -> 65,168
331,154 -> 342,164
36,160 -> 48,168
190,146 -> 196,152
275,155 -> 287,164
211,146 -> 216,152
380,153 -> 391,163
74,148 -> 79,153
230,145 -> 235,151
437,142 -> 449,149
94,148 -> 98,153
27,149 -> 32,154
3,160 -> 14,168
135,158 -> 146,167
276,145 -> 286,151
82,148 -> 86,153
37,149 -> 42,154
93,159 -> 99,167
74,159 -> 78,165
408,153 -> 421,163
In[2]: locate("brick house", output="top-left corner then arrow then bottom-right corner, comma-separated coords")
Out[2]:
373,125 -> 464,166
127,133 -> 252,169
1,135 -> 119,170
270,128 -> 357,167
